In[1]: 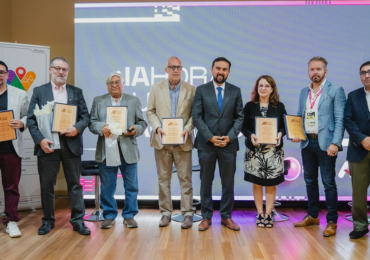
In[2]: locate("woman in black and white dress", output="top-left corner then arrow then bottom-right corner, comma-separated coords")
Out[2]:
242,75 -> 287,228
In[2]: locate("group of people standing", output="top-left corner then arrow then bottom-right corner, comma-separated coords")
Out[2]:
0,56 -> 369,241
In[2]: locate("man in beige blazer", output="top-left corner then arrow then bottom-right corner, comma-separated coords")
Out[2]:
0,60 -> 29,238
147,57 -> 196,229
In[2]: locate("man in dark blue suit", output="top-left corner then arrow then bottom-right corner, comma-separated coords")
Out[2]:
27,57 -> 90,235
344,61 -> 370,239
192,57 -> 244,231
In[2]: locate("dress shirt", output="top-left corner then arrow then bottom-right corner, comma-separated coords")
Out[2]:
169,80 -> 181,117
304,79 -> 326,134
51,82 -> 67,104
111,94 -> 123,106
213,81 -> 225,101
364,87 -> 370,111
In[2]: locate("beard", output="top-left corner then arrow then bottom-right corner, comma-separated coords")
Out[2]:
310,74 -> 325,84
214,73 -> 227,84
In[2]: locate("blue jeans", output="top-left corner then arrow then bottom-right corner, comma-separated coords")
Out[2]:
99,148 -> 138,219
301,138 -> 338,223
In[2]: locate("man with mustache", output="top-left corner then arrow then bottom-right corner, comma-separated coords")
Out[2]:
192,57 -> 244,231
292,56 -> 346,237
27,57 -> 90,235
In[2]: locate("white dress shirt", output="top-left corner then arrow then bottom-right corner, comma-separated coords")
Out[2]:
364,87 -> 370,111
304,79 -> 326,134
111,94 -> 123,106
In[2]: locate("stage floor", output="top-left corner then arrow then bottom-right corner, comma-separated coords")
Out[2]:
0,198 -> 369,260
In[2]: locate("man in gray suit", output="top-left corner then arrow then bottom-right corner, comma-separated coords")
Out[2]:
192,57 -> 244,231
89,71 -> 147,229
27,57 -> 91,235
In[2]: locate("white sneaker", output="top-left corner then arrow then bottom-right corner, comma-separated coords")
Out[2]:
6,221 -> 21,238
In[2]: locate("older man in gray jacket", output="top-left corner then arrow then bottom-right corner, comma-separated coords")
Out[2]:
89,71 -> 147,229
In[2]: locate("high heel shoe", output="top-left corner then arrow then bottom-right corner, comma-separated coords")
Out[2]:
264,214 -> 273,228
256,213 -> 265,228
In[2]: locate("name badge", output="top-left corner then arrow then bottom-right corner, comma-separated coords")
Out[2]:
306,110 -> 316,126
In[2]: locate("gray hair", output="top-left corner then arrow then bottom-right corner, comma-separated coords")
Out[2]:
166,56 -> 181,67
50,57 -> 69,68
308,56 -> 328,69
106,71 -> 124,85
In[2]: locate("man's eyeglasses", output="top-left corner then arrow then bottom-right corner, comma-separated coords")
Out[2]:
167,66 -> 183,71
360,70 -> 370,76
108,80 -> 121,86
0,70 -> 8,77
51,66 -> 69,73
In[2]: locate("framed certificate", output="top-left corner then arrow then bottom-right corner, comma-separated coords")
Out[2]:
106,106 -> 128,133
52,103 -> 78,132
0,110 -> 17,142
284,115 -> 307,140
162,117 -> 184,145
255,117 -> 278,145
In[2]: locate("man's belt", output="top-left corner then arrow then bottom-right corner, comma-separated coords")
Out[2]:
307,133 -> 318,139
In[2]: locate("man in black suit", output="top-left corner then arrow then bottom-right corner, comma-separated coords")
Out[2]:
27,57 -> 90,235
192,57 -> 244,231
344,61 -> 370,239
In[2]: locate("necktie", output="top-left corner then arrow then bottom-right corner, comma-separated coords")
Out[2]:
217,87 -> 223,113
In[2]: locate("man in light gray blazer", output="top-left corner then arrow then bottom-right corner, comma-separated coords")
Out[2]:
292,56 -> 346,237
0,60 -> 29,238
192,57 -> 244,232
147,57 -> 196,229
89,71 -> 147,229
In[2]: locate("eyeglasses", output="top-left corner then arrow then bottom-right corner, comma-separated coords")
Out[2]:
0,70 -> 8,77
108,80 -> 121,86
360,70 -> 370,76
167,66 -> 183,71
51,66 -> 69,73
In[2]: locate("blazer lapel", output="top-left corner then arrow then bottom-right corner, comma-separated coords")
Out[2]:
357,89 -> 370,120
162,80 -> 172,116
176,81 -> 186,116
45,83 -> 54,103
66,85 -> 74,104
207,82 -> 220,114
317,80 -> 330,110
301,87 -> 309,115
7,85 -> 15,110
220,83 -> 231,116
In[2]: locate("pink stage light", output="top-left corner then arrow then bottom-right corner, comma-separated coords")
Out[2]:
284,157 -> 301,181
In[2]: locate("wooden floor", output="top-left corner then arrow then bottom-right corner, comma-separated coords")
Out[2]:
0,199 -> 369,260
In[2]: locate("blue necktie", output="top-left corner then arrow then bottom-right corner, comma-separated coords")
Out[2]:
217,87 -> 223,113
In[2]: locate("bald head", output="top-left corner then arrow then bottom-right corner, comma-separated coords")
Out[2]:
165,56 -> 182,87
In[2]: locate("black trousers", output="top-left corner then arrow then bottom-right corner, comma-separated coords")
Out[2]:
37,135 -> 85,226
198,149 -> 237,220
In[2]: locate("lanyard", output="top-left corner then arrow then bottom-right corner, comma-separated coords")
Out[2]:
308,88 -> 323,109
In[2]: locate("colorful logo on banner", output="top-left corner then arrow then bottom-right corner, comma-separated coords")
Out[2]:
7,67 -> 36,92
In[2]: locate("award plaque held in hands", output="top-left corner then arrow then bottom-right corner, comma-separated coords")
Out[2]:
52,103 -> 78,132
162,117 -> 184,145
106,106 -> 128,133
255,117 -> 278,145
283,115 -> 307,140
0,110 -> 16,142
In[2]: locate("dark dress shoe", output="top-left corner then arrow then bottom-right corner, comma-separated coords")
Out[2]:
73,223 -> 91,235
38,223 -> 55,235
349,228 -> 369,239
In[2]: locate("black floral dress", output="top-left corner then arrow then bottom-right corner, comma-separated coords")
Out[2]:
244,106 -> 285,186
